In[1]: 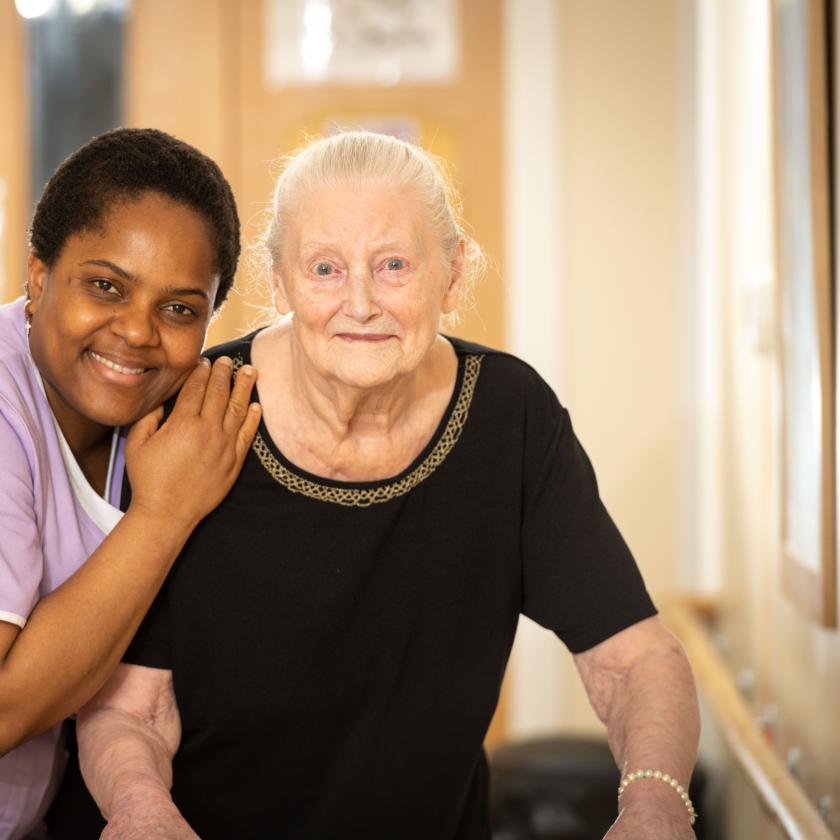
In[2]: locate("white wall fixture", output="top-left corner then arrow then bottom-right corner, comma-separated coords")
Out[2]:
679,0 -> 724,594
264,0 -> 459,87
66,0 -> 98,16
740,265 -> 777,354
502,0 -> 567,738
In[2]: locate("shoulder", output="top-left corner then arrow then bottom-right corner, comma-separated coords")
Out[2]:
202,328 -> 262,365
0,301 -> 50,447
449,335 -> 552,381
0,297 -> 29,365
447,335 -> 563,409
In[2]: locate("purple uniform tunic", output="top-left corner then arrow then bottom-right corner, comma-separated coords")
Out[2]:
0,297 -> 125,839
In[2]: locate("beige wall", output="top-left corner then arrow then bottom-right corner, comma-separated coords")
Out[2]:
560,0 -> 681,598
530,0 -> 682,734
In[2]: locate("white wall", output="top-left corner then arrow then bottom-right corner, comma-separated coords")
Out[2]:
503,0 -> 684,737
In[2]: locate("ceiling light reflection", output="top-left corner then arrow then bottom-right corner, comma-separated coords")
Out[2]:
67,0 -> 98,15
300,0 -> 333,80
15,0 -> 58,19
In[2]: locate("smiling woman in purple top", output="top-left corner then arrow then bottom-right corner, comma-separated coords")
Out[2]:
0,128 -> 260,839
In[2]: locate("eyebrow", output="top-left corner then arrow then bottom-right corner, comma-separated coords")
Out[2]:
78,260 -> 211,301
299,240 -> 412,254
79,259 -> 133,280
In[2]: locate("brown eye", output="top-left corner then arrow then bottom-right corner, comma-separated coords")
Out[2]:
163,303 -> 197,318
91,278 -> 119,295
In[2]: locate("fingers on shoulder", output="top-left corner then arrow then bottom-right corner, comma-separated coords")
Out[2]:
171,359 -> 212,416
223,364 -> 258,429
235,402 -> 263,459
199,357 -> 237,416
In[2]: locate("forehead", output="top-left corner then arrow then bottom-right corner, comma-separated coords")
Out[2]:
96,192 -> 205,235
289,178 -> 434,251
63,194 -> 209,252
57,193 -> 218,285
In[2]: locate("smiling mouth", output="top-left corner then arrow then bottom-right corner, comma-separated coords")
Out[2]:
88,350 -> 147,376
336,333 -> 393,342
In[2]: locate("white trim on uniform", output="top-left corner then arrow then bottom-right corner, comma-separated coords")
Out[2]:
27,356 -> 124,534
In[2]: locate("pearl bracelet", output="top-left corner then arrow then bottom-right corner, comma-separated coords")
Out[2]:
618,768 -> 697,826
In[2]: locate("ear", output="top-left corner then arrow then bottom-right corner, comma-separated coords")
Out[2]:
441,240 -> 465,315
26,253 -> 50,311
271,267 -> 291,316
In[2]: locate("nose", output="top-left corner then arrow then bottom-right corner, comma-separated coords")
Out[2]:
109,302 -> 160,347
343,267 -> 381,323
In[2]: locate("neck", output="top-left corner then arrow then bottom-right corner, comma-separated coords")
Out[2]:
289,339 -> 433,443
253,324 -> 458,481
42,381 -> 114,494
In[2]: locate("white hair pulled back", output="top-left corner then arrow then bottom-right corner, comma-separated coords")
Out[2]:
264,131 -> 484,317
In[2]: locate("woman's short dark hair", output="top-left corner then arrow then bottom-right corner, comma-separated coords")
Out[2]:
29,127 -> 240,310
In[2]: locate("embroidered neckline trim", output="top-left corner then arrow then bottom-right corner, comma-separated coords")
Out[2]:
235,353 -> 484,507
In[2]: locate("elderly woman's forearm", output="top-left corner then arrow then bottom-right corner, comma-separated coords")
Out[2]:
575,618 -> 700,786
575,618 -> 699,835
78,706 -> 177,819
598,638 -> 699,836
605,641 -> 699,782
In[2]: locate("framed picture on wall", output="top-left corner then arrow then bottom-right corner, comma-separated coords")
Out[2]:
773,0 -> 836,627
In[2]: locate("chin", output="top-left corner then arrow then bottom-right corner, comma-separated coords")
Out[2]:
333,364 -> 398,390
81,399 -> 151,428
322,350 -> 394,386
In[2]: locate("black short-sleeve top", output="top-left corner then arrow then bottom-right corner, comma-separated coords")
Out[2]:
123,333 -> 656,839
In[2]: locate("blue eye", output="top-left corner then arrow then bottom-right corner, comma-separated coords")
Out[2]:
385,258 -> 405,271
314,262 -> 333,276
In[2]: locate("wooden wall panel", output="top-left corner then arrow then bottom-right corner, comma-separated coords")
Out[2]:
126,0 -> 233,162
0,5 -> 29,304
125,0 -> 244,343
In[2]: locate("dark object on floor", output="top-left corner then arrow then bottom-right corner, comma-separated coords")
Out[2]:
490,735 -> 707,840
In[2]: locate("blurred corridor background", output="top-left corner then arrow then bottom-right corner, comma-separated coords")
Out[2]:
1,0 -> 839,837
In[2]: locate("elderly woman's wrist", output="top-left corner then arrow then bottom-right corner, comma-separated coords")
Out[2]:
617,773 -> 697,829
104,775 -> 175,820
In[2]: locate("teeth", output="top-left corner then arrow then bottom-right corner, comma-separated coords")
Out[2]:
89,351 -> 145,375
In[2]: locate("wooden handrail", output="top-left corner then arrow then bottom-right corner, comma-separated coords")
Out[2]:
661,597 -> 834,840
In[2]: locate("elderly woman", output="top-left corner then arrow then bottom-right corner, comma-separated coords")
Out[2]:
67,132 -> 699,839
